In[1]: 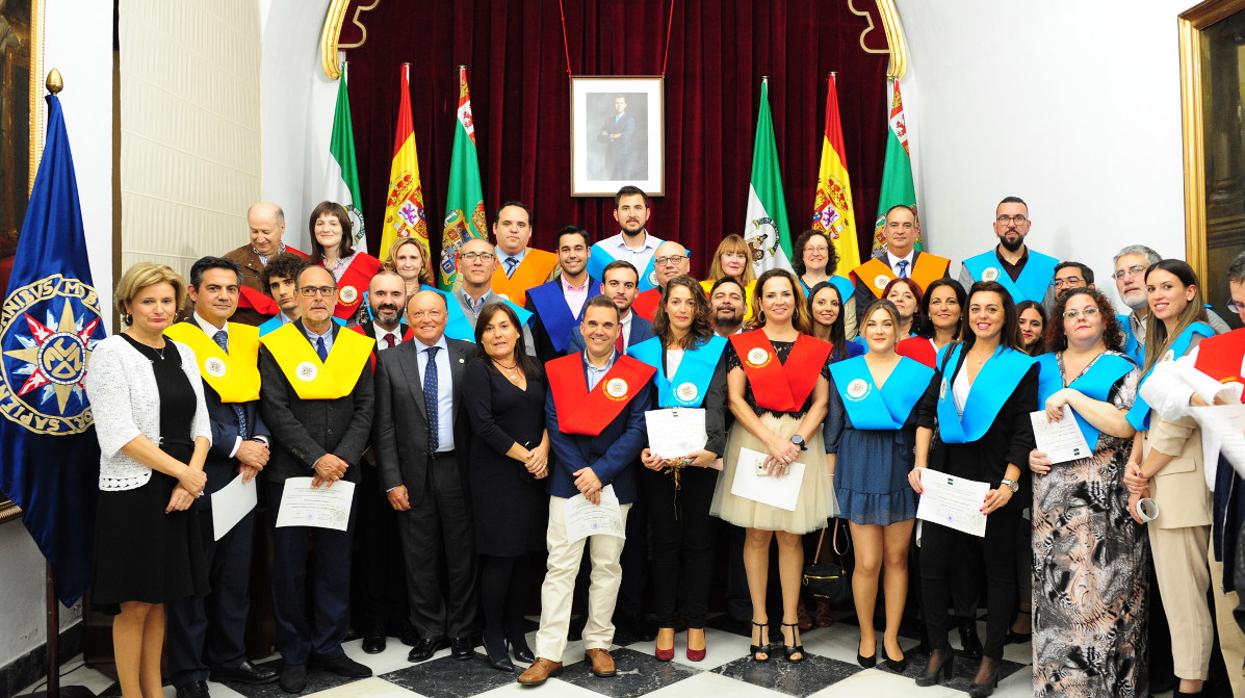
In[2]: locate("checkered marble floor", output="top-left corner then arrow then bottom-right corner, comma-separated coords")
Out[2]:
16,616 -> 1068,698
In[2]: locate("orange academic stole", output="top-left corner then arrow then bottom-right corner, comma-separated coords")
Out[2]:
490,248 -> 559,307
546,353 -> 657,435
729,330 -> 832,413
851,253 -> 950,298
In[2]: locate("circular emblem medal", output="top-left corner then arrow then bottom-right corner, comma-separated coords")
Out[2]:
605,377 -> 629,400
874,274 -> 890,291
296,361 -> 319,382
939,378 -> 949,400
204,357 -> 227,378
846,378 -> 870,401
745,347 -> 771,368
982,267 -> 999,282
675,381 -> 699,403
338,285 -> 358,305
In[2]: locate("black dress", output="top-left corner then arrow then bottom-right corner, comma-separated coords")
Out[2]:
91,336 -> 207,610
462,360 -> 548,556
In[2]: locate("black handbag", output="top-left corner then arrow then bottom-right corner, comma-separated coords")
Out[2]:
802,519 -> 851,606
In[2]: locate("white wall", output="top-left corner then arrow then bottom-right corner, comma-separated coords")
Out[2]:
2,0 -> 114,669
896,0 -> 1194,308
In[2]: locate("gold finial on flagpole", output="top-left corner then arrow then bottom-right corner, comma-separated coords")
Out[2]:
46,68 -> 63,95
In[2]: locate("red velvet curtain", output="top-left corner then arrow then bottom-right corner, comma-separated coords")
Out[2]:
343,0 -> 889,276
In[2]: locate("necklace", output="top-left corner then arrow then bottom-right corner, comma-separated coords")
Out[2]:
127,332 -> 167,360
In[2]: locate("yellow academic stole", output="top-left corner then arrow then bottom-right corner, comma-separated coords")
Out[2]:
164,322 -> 262,403
258,322 -> 375,400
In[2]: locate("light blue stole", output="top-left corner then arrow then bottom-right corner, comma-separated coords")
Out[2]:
587,242 -> 659,292
628,335 -> 727,408
1126,321 -> 1215,430
936,344 -> 1037,443
830,355 -> 934,430
962,249 -> 1059,304
1118,313 -> 1143,365
432,285 -> 532,343
1036,352 -> 1136,450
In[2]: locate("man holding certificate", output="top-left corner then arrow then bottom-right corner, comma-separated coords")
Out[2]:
517,296 -> 654,687
909,280 -> 1037,696
258,264 -> 375,693
628,275 -> 728,662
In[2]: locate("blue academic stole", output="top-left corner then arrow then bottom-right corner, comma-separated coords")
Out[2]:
962,249 -> 1059,304
1126,321 -> 1216,430
587,242 -> 659,291
628,335 -> 727,408
830,355 -> 933,430
936,344 -> 1036,443
799,275 -> 856,303
432,285 -> 533,343
527,278 -> 600,354
1118,313 -> 1143,365
1036,352 -> 1135,450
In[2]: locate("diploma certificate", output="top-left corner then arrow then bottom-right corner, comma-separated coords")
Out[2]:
916,471 -> 990,537
1030,405 -> 1092,464
645,408 -> 708,459
210,472 -> 257,541
729,447 -> 806,511
564,484 -> 625,544
275,477 -> 355,532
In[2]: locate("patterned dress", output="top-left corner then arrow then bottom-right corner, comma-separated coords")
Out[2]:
1032,353 -> 1148,697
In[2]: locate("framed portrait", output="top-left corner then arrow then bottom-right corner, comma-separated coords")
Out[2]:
570,75 -> 664,197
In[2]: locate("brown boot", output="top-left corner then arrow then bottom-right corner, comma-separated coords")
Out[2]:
584,648 -> 616,677
516,658 -> 562,686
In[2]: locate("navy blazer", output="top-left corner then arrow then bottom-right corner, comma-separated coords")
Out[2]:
201,378 -> 269,504
544,354 -> 651,504
566,313 -> 655,355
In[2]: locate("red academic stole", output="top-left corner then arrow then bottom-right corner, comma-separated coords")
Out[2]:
1194,329 -> 1245,400
896,336 -> 937,369
850,253 -> 951,299
729,330 -> 832,413
632,288 -> 662,323
237,285 -> 278,317
490,247 -> 559,307
547,353 -> 657,436
330,253 -> 383,321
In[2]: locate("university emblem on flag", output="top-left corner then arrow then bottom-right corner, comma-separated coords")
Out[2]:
744,217 -> 780,261
0,274 -> 103,435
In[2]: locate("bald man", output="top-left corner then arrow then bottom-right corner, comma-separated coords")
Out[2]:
225,202 -> 308,325
629,240 -> 690,322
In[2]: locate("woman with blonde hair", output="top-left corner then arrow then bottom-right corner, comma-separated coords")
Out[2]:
386,235 -> 436,298
700,234 -> 757,320
87,262 -> 212,698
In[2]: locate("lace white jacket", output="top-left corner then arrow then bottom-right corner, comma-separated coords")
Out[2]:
85,335 -> 212,491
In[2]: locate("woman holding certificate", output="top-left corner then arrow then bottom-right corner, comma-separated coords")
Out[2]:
824,300 -> 937,671
910,280 -> 1038,696
1027,287 -> 1144,696
710,269 -> 835,664
629,275 -> 728,662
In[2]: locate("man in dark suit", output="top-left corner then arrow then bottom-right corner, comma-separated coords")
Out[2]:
527,225 -> 598,364
165,257 -> 276,698
258,264 -> 375,693
349,271 -> 412,654
225,202 -> 308,326
597,96 -> 637,180
848,204 -> 951,318
374,290 -> 478,663
517,296 -> 654,686
568,260 -> 653,354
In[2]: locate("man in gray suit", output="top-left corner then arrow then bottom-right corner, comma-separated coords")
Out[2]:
374,290 -> 478,663
453,237 -> 535,355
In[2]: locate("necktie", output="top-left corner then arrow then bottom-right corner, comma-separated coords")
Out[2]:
504,256 -> 520,277
615,332 -> 625,355
385,333 -> 397,349
316,336 -> 328,362
424,346 -> 440,452
896,259 -> 910,279
212,330 -> 248,439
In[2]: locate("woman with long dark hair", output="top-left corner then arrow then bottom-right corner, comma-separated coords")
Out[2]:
809,280 -> 863,363
307,201 -> 382,324
1016,300 -> 1047,355
898,278 -> 965,368
462,302 -> 550,672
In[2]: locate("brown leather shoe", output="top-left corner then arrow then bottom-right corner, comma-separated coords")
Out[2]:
516,658 -> 562,686
584,648 -> 616,677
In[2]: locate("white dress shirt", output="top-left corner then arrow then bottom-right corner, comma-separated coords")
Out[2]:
598,230 -> 663,278
414,335 -> 455,452
585,350 -> 618,391
619,310 -> 635,351
373,322 -> 402,350
886,249 -> 916,278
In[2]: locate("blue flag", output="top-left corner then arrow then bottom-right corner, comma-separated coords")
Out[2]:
0,95 -> 106,606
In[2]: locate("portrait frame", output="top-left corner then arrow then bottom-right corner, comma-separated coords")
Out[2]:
570,75 -> 664,197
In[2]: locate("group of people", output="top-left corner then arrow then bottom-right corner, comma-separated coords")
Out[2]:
85,187 -> 1245,698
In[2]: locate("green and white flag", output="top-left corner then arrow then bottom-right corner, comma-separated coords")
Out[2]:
743,78 -> 792,275
439,65 -> 488,289
871,78 -> 919,253
327,64 -> 365,246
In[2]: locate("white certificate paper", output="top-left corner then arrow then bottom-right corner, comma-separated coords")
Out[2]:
729,447 -> 805,512
645,408 -> 708,459
1030,405 -> 1092,464
1191,404 -> 1245,485
210,472 -> 257,541
275,477 -> 355,532
916,471 -> 990,537
564,484 -> 625,544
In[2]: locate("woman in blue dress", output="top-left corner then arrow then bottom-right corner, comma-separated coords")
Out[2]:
824,299 -> 937,672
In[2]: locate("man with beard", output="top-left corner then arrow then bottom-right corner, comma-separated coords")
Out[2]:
958,196 -> 1059,304
569,260 -> 654,354
527,226 -> 599,363
709,277 -> 746,336
588,187 -> 664,292
630,240 -> 691,322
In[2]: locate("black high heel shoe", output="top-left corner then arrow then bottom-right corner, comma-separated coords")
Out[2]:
883,641 -> 907,673
482,631 -> 515,673
749,620 -> 770,662
967,657 -> 1001,697
915,647 -> 954,687
781,622 -> 805,663
506,631 -> 535,664
857,639 -> 877,668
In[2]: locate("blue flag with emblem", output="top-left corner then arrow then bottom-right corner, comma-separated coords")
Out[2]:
0,94 -> 106,606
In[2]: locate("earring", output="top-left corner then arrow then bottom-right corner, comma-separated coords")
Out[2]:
124,313 -> 133,325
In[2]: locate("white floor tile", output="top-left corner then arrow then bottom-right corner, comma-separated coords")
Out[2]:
807,668 -> 960,698
342,637 -> 423,676
644,671 -> 789,698
475,677 -> 603,698
305,676 -> 427,698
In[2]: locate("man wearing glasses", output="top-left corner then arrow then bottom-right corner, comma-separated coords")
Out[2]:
630,240 -> 691,322
1112,244 -> 1229,365
1051,261 -> 1095,296
453,237 -> 536,354
959,196 -> 1060,303
257,265 -> 376,692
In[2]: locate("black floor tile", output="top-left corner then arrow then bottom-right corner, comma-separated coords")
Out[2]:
555,647 -> 699,698
712,653 -> 862,697
381,653 -> 518,698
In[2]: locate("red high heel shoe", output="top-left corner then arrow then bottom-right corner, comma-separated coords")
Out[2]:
686,628 -> 707,662
655,628 -> 675,661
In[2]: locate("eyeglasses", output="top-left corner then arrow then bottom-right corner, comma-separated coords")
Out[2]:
995,214 -> 1029,225
299,286 -> 337,297
1228,301 -> 1244,314
461,252 -> 496,262
1111,265 -> 1147,281
1062,306 -> 1101,320
654,255 -> 688,267
1051,276 -> 1084,288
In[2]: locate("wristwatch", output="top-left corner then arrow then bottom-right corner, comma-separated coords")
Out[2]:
790,435 -> 807,451
1000,478 -> 1020,493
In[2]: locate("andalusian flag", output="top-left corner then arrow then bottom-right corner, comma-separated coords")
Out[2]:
381,63 -> 430,262
742,78 -> 792,275
872,78 -> 919,252
439,66 -> 487,289
811,73 -> 861,273
326,64 -> 365,246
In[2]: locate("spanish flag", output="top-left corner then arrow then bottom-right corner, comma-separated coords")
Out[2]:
810,73 -> 861,273
381,63 -> 430,261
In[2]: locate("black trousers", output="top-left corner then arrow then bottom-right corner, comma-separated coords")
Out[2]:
641,466 -> 717,627
399,452 -> 477,640
920,511 -> 1020,661
478,554 -> 532,644
351,463 -> 409,638
268,485 -> 357,665
166,506 -> 255,684
615,487 -> 650,622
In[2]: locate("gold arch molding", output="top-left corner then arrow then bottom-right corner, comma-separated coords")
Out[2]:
319,0 -> 910,80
